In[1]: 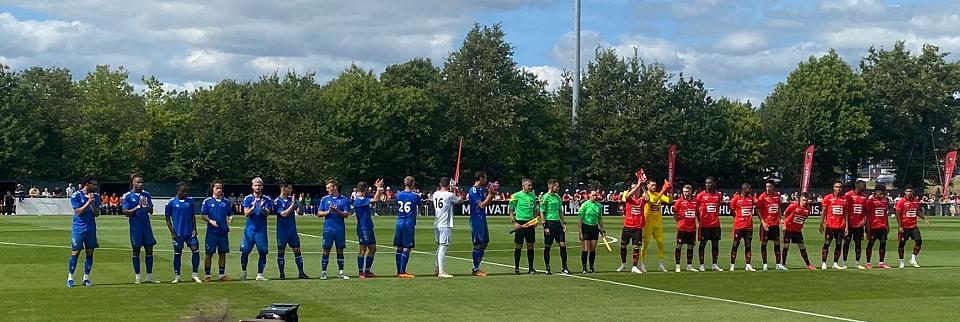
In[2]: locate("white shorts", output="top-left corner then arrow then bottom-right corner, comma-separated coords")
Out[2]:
435,227 -> 452,246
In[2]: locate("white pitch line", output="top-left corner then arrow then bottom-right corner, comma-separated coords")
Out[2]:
296,232 -> 863,322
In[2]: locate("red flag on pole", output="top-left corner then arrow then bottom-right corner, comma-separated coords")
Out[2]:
944,150 -> 958,200
636,168 -> 648,184
801,145 -> 815,194
454,137 -> 464,185
667,144 -> 677,188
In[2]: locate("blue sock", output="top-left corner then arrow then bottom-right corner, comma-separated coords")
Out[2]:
295,254 -> 304,275
218,266 -> 225,276
365,255 -> 374,273
357,256 -> 365,275
132,256 -> 141,275
336,253 -> 344,271
395,250 -> 402,273
322,254 -> 329,271
83,254 -> 93,275
68,254 -> 79,275
173,252 -> 182,275
257,253 -> 267,274
204,265 -> 212,276
191,251 -> 200,274
472,249 -> 481,270
240,252 -> 250,271
400,250 -> 410,273
277,254 -> 286,276
478,249 -> 486,267
145,255 -> 154,274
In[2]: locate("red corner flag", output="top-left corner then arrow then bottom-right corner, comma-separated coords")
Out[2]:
801,145 -> 815,194
667,144 -> 677,188
454,137 -> 464,185
944,150 -> 957,200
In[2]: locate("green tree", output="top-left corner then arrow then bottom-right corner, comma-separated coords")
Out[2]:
760,50 -> 874,186
381,58 -> 440,89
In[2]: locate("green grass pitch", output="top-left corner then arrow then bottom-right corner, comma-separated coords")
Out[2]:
0,214 -> 957,321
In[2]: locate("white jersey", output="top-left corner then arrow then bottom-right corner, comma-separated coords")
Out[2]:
433,191 -> 461,228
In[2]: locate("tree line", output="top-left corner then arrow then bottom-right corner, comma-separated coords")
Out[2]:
1,24 -> 957,190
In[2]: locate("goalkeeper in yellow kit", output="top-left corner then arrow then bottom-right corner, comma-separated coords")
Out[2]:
640,179 -> 672,272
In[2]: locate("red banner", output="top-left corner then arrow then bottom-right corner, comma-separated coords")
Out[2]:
801,145 -> 815,193
667,144 -> 677,188
454,137 -> 464,184
944,150 -> 957,200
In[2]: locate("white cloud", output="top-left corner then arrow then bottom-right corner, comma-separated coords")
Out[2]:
522,65 -> 565,91
818,0 -> 885,13
552,30 -> 607,69
0,12 -> 91,56
672,0 -> 721,17
908,14 -> 960,33
612,35 -> 687,68
714,31 -> 768,54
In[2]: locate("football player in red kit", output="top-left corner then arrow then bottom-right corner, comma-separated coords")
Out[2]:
782,193 -> 815,270
864,185 -> 891,269
895,185 -> 930,269
729,183 -> 757,272
673,184 -> 699,273
819,181 -> 848,270
757,180 -> 786,271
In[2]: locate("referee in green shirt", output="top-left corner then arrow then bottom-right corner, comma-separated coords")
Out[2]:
510,178 -> 542,275
578,186 -> 606,273
540,179 -> 568,275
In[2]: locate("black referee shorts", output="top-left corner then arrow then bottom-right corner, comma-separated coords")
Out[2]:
543,220 -> 565,245
514,220 -> 536,244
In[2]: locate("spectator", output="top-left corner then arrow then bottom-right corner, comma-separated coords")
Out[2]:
53,186 -> 62,197
29,186 -> 40,198
41,187 -> 51,198
3,191 -> 15,215
110,193 -> 121,215
562,189 -> 572,202
65,183 -> 75,197
15,184 -> 25,202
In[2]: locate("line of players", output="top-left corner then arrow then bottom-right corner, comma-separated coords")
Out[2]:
63,171 -> 931,287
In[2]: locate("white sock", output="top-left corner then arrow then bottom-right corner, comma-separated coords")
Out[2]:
135,274 -> 141,279
437,245 -> 448,273
175,275 -> 180,280
219,273 -> 225,278
911,254 -> 916,261
82,274 -> 89,281
147,273 -> 154,279
68,273 -> 74,280
900,259 -> 905,264
192,273 -> 198,278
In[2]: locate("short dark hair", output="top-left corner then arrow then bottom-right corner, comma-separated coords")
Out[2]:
547,179 -> 558,186
210,179 -> 223,191
800,192 -> 810,199
278,181 -> 292,189
474,171 -> 487,182
82,176 -> 98,185
130,173 -> 143,181
326,179 -> 339,188
833,179 -> 843,186
904,184 -> 914,190
765,179 -> 776,186
176,181 -> 189,191
875,184 -> 886,191
356,181 -> 368,191
439,177 -> 450,188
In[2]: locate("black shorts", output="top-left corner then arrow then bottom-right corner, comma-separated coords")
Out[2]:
760,226 -> 780,241
621,227 -> 642,246
783,231 -> 804,243
824,228 -> 844,241
543,220 -> 566,245
581,224 -> 599,241
733,229 -> 753,241
869,228 -> 888,241
899,228 -> 922,242
676,231 -> 696,245
514,220 -> 536,244
847,226 -> 865,241
699,227 -> 721,241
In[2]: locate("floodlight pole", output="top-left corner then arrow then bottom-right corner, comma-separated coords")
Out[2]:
571,0 -> 581,191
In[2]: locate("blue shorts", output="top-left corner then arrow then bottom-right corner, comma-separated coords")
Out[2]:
172,235 -> 200,251
240,231 -> 269,254
323,230 -> 346,249
471,220 -> 489,245
71,229 -> 98,251
205,233 -> 229,255
393,226 -> 416,248
277,230 -> 301,249
130,224 -> 157,249
357,229 -> 376,246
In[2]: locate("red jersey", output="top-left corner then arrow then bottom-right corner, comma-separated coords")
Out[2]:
822,194 -> 847,229
695,191 -> 722,228
865,196 -> 889,229
673,197 -> 698,232
844,190 -> 868,228
562,194 -> 571,202
756,192 -> 781,227
783,202 -> 811,232
895,197 -> 920,229
623,197 -> 645,229
730,194 -> 756,230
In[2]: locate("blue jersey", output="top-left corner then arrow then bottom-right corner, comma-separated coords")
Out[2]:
273,195 -> 299,234
165,197 -> 196,237
201,197 -> 232,235
242,194 -> 272,234
319,194 -> 351,233
353,194 -> 375,231
70,191 -> 101,232
468,186 -> 487,223
122,190 -> 154,227
395,190 -> 422,228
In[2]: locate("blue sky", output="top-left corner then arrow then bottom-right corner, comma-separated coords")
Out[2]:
2,0 -> 958,103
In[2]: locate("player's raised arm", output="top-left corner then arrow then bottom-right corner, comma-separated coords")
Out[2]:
122,193 -> 139,217
243,196 -> 256,217
371,179 -> 385,204
90,193 -> 101,217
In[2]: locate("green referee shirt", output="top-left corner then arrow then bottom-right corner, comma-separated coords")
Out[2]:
578,200 -> 602,225
540,192 -> 562,221
509,190 -> 537,221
